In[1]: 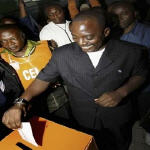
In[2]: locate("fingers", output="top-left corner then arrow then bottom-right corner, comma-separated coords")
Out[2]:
50,40 -> 58,48
2,113 -> 21,129
95,99 -> 115,107
95,94 -> 110,104
94,93 -> 117,107
2,107 -> 22,129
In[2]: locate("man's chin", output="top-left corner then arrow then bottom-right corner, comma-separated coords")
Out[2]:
82,49 -> 95,53
81,46 -> 95,52
53,20 -> 62,24
120,23 -> 128,29
9,49 -> 18,52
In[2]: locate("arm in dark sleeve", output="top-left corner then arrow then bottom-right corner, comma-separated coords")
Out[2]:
21,52 -> 60,101
116,47 -> 149,98
18,0 -> 39,40
37,53 -> 60,82
131,46 -> 149,78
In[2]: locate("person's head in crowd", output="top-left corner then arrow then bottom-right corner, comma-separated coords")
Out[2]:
0,24 -> 27,56
80,3 -> 90,11
0,17 -> 17,25
70,8 -> 110,53
44,4 -> 65,24
108,1 -> 137,33
0,16 -> 39,41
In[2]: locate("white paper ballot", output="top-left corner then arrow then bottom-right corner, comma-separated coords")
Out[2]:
18,122 -> 38,147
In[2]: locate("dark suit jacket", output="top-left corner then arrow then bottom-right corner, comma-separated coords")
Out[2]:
38,40 -> 148,130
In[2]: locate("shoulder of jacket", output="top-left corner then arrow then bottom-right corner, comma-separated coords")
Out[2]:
107,40 -> 143,57
53,43 -> 75,54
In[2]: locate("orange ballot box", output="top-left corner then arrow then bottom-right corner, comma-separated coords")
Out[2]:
0,117 -> 98,150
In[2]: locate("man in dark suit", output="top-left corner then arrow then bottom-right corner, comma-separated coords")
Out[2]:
2,8 -> 148,150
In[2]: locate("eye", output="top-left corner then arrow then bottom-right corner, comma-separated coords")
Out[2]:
48,14 -> 53,17
56,10 -> 61,15
11,37 -> 16,41
86,35 -> 94,40
0,40 -> 7,44
72,36 -> 77,41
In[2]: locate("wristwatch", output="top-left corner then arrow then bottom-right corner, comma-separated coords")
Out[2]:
13,97 -> 29,106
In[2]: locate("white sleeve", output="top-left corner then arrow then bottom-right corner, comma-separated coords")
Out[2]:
39,27 -> 53,41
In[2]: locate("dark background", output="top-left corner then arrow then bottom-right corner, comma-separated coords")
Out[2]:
0,0 -> 150,24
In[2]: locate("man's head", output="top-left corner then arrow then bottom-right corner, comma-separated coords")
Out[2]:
0,17 -> 16,25
108,2 -> 136,30
45,4 -> 65,24
70,8 -> 110,52
0,24 -> 26,54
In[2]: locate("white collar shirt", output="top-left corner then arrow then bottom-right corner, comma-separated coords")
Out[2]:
87,48 -> 105,68
39,21 -> 73,47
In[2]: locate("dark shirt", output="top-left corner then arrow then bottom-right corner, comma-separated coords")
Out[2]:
37,40 -> 148,129
120,22 -> 150,49
19,15 -> 39,41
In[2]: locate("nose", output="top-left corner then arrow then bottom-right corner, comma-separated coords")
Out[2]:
119,14 -> 124,21
78,38 -> 87,46
53,14 -> 57,19
8,40 -> 14,47
52,13 -> 59,19
5,40 -> 15,50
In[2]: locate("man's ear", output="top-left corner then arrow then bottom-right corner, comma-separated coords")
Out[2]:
104,27 -> 110,38
22,32 -> 25,39
134,10 -> 139,19
69,22 -> 72,31
20,32 -> 26,41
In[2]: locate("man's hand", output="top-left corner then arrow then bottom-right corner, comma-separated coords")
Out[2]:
2,104 -> 25,129
95,91 -> 124,107
48,40 -> 58,51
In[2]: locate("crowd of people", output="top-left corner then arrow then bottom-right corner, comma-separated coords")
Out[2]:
0,0 -> 150,150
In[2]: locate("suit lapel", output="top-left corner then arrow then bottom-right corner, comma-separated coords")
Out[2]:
95,51 -> 113,72
73,43 -> 95,71
95,42 -> 115,72
73,42 -> 114,72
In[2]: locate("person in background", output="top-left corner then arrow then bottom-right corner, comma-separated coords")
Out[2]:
0,57 -> 24,105
0,24 -> 52,117
108,1 -> 150,146
2,9 -> 148,150
108,1 -> 150,49
17,0 -> 40,41
126,0 -> 150,23
0,0 -> 40,41
0,24 -> 51,90
0,24 -> 70,124
39,4 -> 73,47
0,57 -> 24,140
68,0 -> 101,19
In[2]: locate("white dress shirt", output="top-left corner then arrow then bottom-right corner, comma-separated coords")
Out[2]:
87,48 -> 105,68
40,21 -> 73,47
